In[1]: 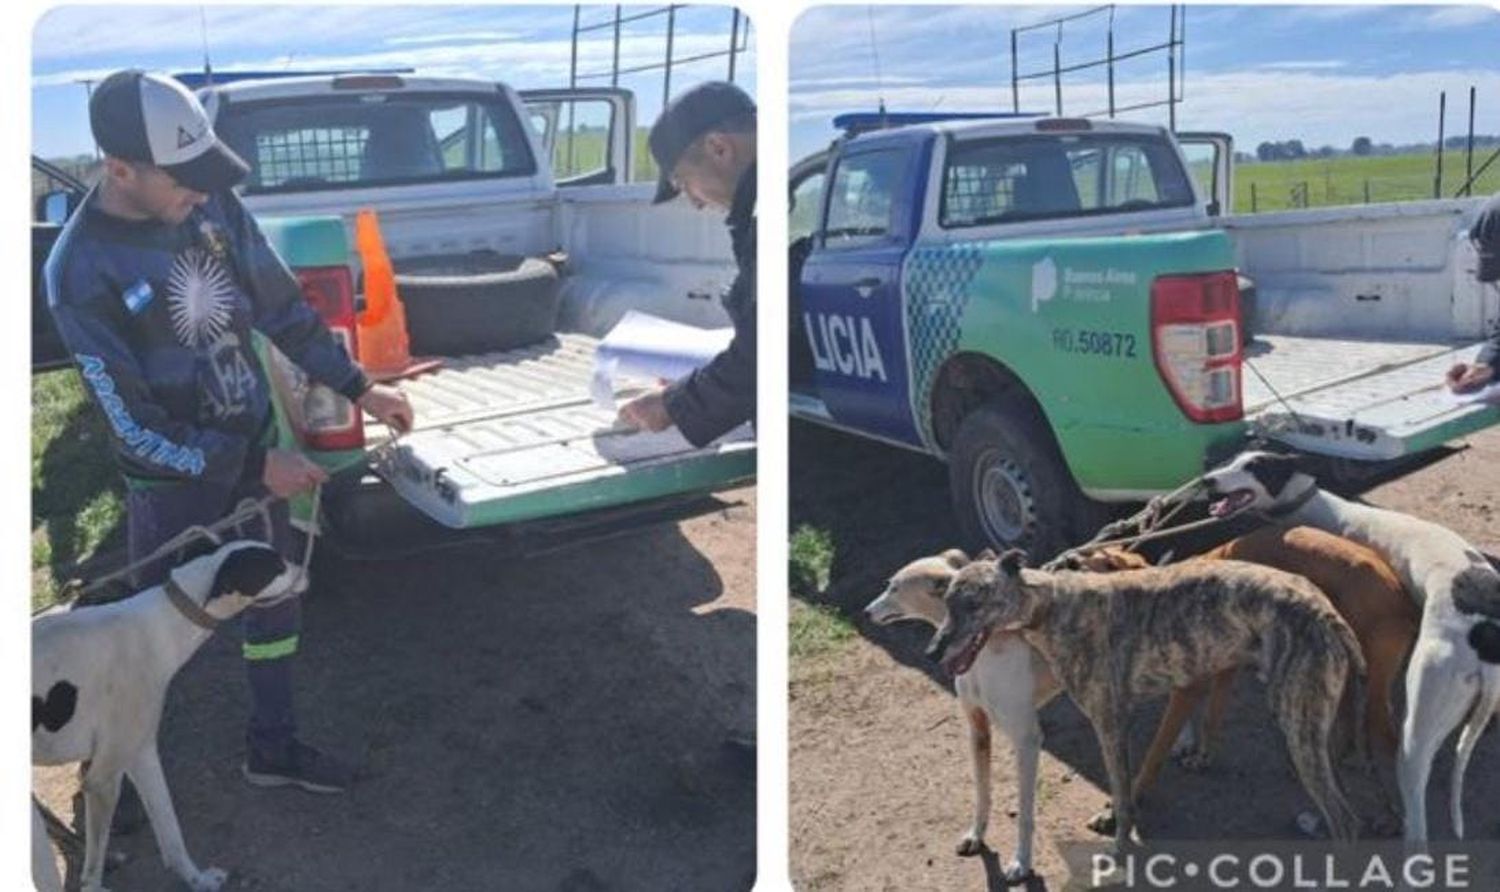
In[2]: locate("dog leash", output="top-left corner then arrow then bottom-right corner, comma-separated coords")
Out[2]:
1044,470 -> 1323,570
48,433 -> 404,615
1043,476 -> 1212,570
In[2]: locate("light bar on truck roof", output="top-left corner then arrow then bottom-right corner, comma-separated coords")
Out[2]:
833,110 -> 1044,138
1035,118 -> 1093,132
172,68 -> 414,90
333,74 -> 407,90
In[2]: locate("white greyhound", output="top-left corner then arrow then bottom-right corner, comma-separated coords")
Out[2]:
1201,450 -> 1500,842
865,549 -> 1059,883
33,541 -> 299,892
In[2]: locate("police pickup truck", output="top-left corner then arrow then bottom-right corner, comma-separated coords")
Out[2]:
33,72 -> 754,543
789,113 -> 1499,555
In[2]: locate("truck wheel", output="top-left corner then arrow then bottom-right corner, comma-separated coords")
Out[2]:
948,399 -> 1097,561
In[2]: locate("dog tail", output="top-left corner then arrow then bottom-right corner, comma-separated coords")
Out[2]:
1468,621 -> 1500,665
1450,678 -> 1500,839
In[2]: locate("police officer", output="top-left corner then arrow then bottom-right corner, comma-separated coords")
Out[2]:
46,70 -> 413,797
1447,190 -> 1500,393
617,81 -> 756,444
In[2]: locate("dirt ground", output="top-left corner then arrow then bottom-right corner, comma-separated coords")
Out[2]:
35,486 -> 756,891
789,423 -> 1500,892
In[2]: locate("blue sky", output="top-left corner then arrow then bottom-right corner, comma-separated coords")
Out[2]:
791,4 -> 1500,159
32,4 -> 756,159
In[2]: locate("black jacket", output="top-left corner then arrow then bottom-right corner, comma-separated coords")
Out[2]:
1473,192 -> 1500,365
45,188 -> 368,487
664,162 -> 756,446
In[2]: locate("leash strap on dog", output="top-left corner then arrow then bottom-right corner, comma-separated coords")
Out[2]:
51,432 -> 405,614
1043,476 -> 1210,570
163,576 -> 221,631
1243,357 -> 1309,438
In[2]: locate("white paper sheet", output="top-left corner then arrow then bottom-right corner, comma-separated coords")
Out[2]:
590,310 -> 734,410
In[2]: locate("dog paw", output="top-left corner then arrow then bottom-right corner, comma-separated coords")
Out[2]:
1169,725 -> 1197,758
955,833 -> 985,857
1294,811 -> 1324,839
1004,859 -> 1035,884
1086,805 -> 1118,836
188,867 -> 228,891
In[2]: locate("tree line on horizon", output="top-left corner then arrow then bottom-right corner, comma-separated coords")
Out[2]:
1245,134 -> 1500,163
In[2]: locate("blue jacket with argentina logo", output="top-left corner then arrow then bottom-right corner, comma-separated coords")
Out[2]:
45,188 -> 370,488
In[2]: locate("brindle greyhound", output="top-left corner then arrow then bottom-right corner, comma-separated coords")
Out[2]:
928,549 -> 1368,848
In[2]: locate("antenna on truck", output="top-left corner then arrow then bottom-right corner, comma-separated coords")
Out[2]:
199,6 -> 213,86
866,6 -> 887,123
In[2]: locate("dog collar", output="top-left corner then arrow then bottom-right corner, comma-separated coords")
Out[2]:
1258,483 -> 1319,520
164,577 -> 220,632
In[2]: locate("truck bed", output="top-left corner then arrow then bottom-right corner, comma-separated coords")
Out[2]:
364,333 -> 754,528
1244,334 -> 1499,460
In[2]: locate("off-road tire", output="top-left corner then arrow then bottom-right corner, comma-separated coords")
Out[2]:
948,397 -> 1103,562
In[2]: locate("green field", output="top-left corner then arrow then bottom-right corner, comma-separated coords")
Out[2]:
32,369 -> 124,610
1192,151 -> 1500,213
547,126 -> 659,183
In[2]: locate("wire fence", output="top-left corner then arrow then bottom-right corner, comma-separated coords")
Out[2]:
566,4 -> 751,182
1009,4 -> 1185,128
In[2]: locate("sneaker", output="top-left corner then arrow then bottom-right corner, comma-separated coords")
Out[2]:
242,741 -> 354,794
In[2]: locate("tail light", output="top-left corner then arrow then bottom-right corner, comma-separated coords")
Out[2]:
295,265 -> 366,451
1150,271 -> 1243,423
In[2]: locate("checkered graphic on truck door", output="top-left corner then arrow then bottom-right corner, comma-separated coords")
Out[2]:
903,242 -> 985,452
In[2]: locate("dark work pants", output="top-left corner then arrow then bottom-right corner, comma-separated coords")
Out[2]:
127,472 -> 302,760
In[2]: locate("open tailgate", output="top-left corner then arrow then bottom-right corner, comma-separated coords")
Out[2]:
1243,334 -> 1500,460
365,334 -> 754,528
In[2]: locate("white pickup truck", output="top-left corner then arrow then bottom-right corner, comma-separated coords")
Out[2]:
179,72 -> 755,537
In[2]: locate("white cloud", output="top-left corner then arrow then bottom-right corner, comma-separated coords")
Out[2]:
793,75 -> 928,88
1399,5 -> 1500,31
385,32 -> 526,47
1257,61 -> 1348,71
35,30 -> 752,94
791,67 -> 1500,152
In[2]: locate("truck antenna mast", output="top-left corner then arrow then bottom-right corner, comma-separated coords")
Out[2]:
199,6 -> 213,86
866,6 -> 887,121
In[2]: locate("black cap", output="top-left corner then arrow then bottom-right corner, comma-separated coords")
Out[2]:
648,81 -> 756,204
90,69 -> 249,193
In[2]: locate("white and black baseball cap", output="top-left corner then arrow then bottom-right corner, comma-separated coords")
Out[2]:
89,69 -> 249,193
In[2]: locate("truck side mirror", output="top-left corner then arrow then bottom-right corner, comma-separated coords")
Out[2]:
37,190 -> 79,225
1205,199 -> 1222,218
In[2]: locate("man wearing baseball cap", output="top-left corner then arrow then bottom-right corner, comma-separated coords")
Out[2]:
45,70 -> 414,802
616,81 -> 757,446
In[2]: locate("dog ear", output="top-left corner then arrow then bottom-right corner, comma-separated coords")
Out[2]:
211,544 -> 288,601
998,549 -> 1027,576
940,549 -> 970,569
976,547 -> 998,562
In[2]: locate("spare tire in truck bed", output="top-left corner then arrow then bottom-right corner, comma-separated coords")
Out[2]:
393,251 -> 560,355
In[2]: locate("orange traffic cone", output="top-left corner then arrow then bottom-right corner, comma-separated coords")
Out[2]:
354,208 -> 442,381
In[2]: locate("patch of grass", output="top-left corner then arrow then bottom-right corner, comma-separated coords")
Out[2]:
789,523 -> 835,597
789,601 -> 856,661
1191,152 -> 1500,213
32,368 -> 125,609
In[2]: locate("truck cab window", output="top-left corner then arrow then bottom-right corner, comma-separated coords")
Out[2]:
825,150 -> 903,246
789,168 -> 827,246
219,93 -> 536,193
941,133 -> 1195,228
